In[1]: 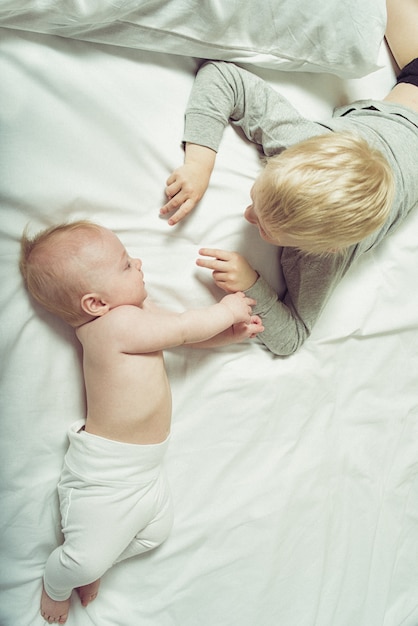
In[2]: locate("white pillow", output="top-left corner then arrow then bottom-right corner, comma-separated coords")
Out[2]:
0,0 -> 386,78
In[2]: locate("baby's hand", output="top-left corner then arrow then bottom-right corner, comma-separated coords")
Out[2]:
197,248 -> 259,293
220,292 -> 256,324
232,316 -> 264,341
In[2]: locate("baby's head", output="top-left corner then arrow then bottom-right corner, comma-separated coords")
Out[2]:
248,132 -> 395,255
20,220 -> 107,326
21,221 -> 146,327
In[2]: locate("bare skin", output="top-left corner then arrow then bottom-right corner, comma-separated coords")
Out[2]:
40,586 -> 70,624
77,579 -> 100,607
75,228 -> 260,445
384,0 -> 418,114
384,0 -> 418,71
41,580 -> 100,624
35,225 -> 262,623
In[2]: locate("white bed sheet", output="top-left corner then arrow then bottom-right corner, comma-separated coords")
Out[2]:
1,27 -> 418,626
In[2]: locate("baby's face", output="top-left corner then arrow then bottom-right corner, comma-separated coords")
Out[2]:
87,228 -> 147,309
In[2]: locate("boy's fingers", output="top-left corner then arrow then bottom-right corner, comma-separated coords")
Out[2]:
198,248 -> 231,260
165,171 -> 177,186
164,176 -> 183,197
161,192 -> 183,214
197,258 -> 221,270
167,200 -> 195,225
197,257 -> 233,271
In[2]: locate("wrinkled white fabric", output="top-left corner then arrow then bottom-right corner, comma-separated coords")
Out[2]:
0,0 -> 386,77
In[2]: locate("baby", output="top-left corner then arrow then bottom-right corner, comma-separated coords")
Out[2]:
20,220 -> 262,624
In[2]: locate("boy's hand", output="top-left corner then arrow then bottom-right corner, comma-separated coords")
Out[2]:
160,163 -> 209,225
197,248 -> 259,293
160,144 -> 216,225
220,292 -> 256,324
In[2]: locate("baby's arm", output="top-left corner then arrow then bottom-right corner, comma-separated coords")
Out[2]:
178,292 -> 254,345
190,315 -> 264,348
111,292 -> 256,354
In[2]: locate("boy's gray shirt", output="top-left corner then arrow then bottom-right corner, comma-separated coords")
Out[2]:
183,61 -> 418,355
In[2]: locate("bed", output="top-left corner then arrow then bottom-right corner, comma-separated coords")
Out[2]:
1,2 -> 418,625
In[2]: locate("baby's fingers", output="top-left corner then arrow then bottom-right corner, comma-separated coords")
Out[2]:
247,316 -> 264,336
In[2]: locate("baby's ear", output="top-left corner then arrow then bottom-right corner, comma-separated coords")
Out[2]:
81,293 -> 109,317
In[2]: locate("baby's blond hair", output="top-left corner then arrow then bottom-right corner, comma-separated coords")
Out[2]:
20,220 -> 103,326
255,132 -> 395,254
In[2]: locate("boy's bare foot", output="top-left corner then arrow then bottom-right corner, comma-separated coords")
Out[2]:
76,579 -> 100,607
40,585 -> 70,624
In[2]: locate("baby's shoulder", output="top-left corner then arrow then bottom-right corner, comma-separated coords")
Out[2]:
109,304 -> 144,321
77,305 -> 142,340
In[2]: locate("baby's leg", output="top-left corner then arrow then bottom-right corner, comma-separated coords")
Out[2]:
76,579 -> 101,607
40,585 -> 70,624
115,482 -> 173,562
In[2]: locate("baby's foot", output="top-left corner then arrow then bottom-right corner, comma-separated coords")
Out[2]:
76,579 -> 100,607
40,585 -> 70,624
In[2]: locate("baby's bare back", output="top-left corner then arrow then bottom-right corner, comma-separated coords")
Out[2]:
76,313 -> 172,445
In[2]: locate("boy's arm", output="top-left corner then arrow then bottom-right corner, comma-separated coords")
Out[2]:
161,61 -> 324,225
160,143 -> 216,225
194,246 -> 357,356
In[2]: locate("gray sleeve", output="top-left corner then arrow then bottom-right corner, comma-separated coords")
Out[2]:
183,61 -> 328,155
245,247 -> 356,356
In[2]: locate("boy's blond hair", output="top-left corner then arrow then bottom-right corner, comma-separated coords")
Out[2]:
255,132 -> 395,255
20,220 -> 103,326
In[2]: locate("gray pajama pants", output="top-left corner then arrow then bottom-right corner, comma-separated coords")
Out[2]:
43,420 -> 173,601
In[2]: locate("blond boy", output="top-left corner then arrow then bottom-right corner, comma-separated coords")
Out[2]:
161,0 -> 418,355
